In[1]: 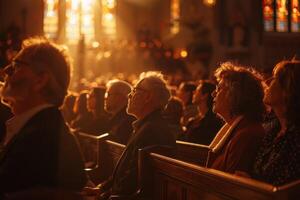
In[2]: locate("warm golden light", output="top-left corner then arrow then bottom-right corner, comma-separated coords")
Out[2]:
44,0 -> 59,39
66,0 -> 95,44
171,0 -> 180,34
203,0 -> 216,7
102,0 -> 116,37
180,50 -> 188,58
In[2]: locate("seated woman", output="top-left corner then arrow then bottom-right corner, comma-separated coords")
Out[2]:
208,62 -> 265,174
252,60 -> 300,186
184,80 -> 224,145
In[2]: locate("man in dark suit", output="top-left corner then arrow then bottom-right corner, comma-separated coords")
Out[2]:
104,79 -> 135,145
84,71 -> 176,199
0,37 -> 87,197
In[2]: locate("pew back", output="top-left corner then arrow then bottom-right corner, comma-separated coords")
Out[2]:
76,132 -> 125,183
138,149 -> 300,200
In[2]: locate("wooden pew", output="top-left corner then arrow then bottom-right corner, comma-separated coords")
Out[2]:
138,149 -> 300,200
175,140 -> 210,166
76,132 -> 125,183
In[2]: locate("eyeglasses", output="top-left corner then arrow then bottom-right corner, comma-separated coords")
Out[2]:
215,83 -> 227,93
3,60 -> 30,77
131,87 -> 149,94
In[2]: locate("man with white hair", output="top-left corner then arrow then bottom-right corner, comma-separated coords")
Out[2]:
84,71 -> 176,199
105,79 -> 135,144
0,37 -> 87,196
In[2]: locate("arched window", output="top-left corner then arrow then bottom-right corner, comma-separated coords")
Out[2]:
263,0 -> 300,32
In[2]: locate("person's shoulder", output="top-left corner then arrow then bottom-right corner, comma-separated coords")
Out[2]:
236,120 -> 265,140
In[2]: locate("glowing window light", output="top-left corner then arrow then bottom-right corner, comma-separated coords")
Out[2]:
171,0 -> 180,34
102,0 -> 116,37
66,0 -> 95,44
291,0 -> 300,32
276,0 -> 288,32
263,0 -> 275,31
203,0 -> 216,7
44,0 -> 59,39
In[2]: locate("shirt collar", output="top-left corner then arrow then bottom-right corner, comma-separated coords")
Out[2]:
4,104 -> 54,146
132,109 -> 162,132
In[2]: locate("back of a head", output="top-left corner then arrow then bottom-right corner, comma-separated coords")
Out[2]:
139,71 -> 171,109
273,60 -> 300,126
179,81 -> 197,105
106,79 -> 132,99
73,91 -> 88,115
199,80 -> 216,109
20,37 -> 71,107
91,86 -> 106,114
215,62 -> 265,122
163,97 -> 183,123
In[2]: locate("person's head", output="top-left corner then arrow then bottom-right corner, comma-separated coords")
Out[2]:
212,62 -> 265,123
62,92 -> 77,111
87,86 -> 106,116
177,81 -> 197,106
192,80 -> 216,113
264,60 -> 300,126
162,97 -> 183,124
105,79 -> 132,115
1,37 -> 71,114
127,71 -> 171,119
73,91 -> 89,116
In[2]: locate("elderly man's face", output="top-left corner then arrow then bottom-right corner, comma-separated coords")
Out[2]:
1,51 -> 40,114
127,80 -> 149,119
105,86 -> 121,114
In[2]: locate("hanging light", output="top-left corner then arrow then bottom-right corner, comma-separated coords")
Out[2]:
203,0 -> 216,7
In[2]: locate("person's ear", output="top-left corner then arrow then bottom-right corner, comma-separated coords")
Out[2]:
33,72 -> 49,91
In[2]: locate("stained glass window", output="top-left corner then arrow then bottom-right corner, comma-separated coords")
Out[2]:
171,0 -> 180,34
276,0 -> 288,32
44,0 -> 59,39
263,0 -> 275,31
66,0 -> 95,44
263,0 -> 300,32
102,0 -> 116,37
291,0 -> 300,32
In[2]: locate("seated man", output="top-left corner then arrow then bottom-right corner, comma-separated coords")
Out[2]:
84,71 -> 176,199
0,37 -> 87,196
184,80 -> 224,145
104,79 -> 136,145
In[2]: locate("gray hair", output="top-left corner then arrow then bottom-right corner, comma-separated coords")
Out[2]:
139,71 -> 171,109
106,79 -> 132,97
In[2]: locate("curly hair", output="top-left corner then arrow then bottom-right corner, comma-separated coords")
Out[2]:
214,62 -> 265,122
273,60 -> 300,126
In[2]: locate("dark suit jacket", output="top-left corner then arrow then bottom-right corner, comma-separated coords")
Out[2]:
185,109 -> 224,145
210,117 -> 265,174
108,108 -> 136,145
111,109 -> 176,195
0,107 -> 87,195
